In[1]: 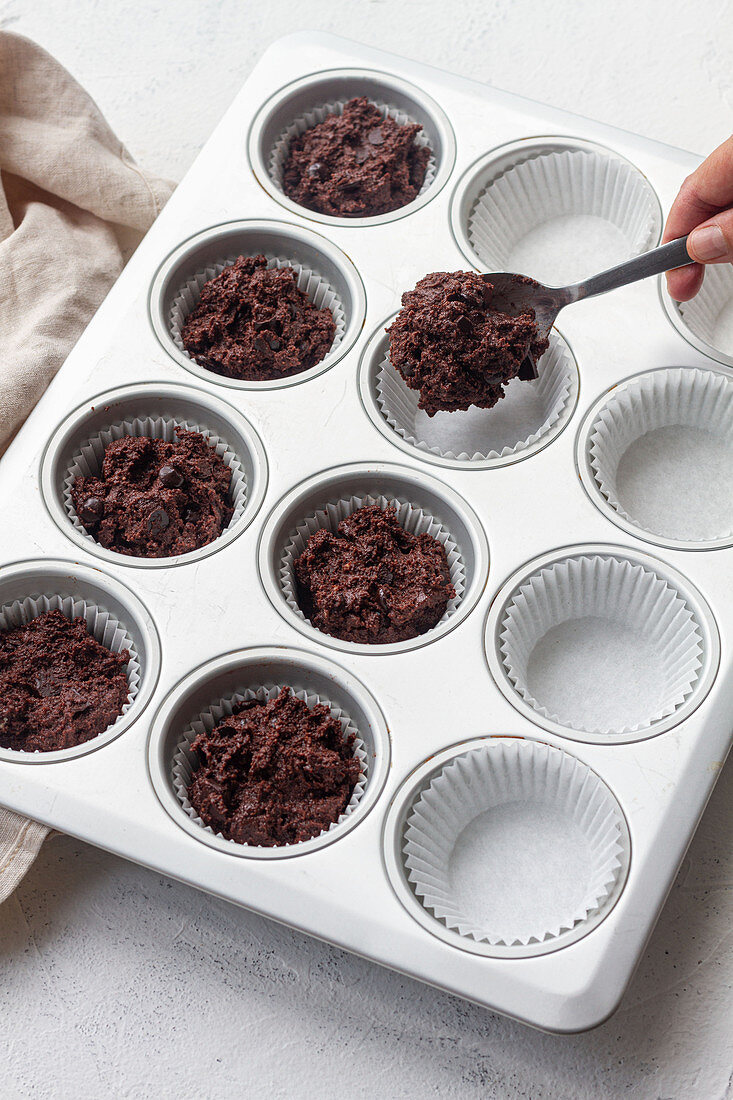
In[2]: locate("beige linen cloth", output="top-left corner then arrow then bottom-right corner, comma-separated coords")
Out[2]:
0,32 -> 173,903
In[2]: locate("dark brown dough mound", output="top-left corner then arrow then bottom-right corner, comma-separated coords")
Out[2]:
282,96 -> 430,218
180,255 -> 335,381
187,687 -> 362,847
0,610 -> 130,753
294,503 -> 455,644
70,428 -> 233,559
387,270 -> 549,416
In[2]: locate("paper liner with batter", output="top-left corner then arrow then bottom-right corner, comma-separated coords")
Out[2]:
403,739 -> 627,946
376,330 -> 576,463
172,684 -> 368,850
498,554 -> 704,736
278,492 -> 466,634
62,413 -> 248,552
268,98 -> 436,202
588,368 -> 733,543
0,593 -> 140,753
467,147 -> 659,284
168,254 -> 346,370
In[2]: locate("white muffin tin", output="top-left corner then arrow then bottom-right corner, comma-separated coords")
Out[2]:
0,32 -> 731,1033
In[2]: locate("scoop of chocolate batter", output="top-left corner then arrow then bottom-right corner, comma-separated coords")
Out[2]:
387,270 -> 549,416
187,687 -> 362,847
282,96 -> 430,218
180,255 -> 335,381
70,428 -> 233,558
0,610 -> 130,753
294,503 -> 455,645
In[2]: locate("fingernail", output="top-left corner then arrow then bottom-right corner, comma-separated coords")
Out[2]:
689,224 -> 727,261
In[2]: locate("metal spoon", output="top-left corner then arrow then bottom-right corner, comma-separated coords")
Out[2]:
487,235 -> 692,380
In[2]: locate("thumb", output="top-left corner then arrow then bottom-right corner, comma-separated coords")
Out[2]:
686,209 -> 733,264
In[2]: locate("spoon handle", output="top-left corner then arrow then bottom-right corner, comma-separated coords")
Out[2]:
569,236 -> 691,302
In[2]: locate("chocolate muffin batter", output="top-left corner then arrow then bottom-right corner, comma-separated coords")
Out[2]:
187,687 -> 362,847
387,270 -> 549,416
282,96 -> 430,218
70,428 -> 233,558
0,610 -> 130,753
180,256 -> 335,381
294,503 -> 455,645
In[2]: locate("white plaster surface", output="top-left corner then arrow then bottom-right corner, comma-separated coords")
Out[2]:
0,1 -> 732,1096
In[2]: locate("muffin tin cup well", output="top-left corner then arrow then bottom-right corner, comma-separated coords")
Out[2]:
0,560 -> 160,764
147,647 -> 391,859
451,137 -> 663,286
248,68 -> 456,228
257,462 -> 489,656
577,366 -> 733,551
358,316 -> 579,469
661,266 -> 733,368
383,737 -> 631,959
149,220 -> 366,389
40,382 -> 268,568
485,545 -> 720,744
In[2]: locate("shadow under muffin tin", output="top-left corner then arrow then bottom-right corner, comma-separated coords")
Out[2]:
1,35 -> 730,1034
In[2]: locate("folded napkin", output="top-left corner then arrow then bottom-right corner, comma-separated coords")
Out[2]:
0,31 -> 174,903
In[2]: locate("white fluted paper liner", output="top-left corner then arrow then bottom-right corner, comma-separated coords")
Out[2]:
499,554 -> 704,736
468,148 -> 659,284
172,684 -> 368,849
0,593 -> 140,752
280,493 -> 466,632
403,740 -> 626,946
589,368 -> 733,542
376,332 -> 575,462
678,264 -> 733,358
268,98 -> 436,201
62,414 -> 247,547
168,255 -> 346,367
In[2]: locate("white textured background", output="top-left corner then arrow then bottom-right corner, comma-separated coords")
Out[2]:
1,2 -> 732,1097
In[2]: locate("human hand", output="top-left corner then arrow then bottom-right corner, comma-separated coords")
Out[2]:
664,134 -> 733,302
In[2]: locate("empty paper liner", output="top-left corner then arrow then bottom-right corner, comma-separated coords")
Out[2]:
498,553 -> 705,736
279,492 -> 465,633
62,413 -> 248,553
168,254 -> 346,370
376,330 -> 577,464
588,367 -> 733,545
0,592 -> 141,753
677,264 -> 733,360
467,146 -> 660,285
403,739 -> 628,947
268,98 -> 436,200
172,684 -> 368,850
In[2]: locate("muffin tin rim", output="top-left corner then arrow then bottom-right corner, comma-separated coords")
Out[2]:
382,734 -> 633,959
148,217 -> 367,390
146,644 -> 392,859
357,310 -> 582,470
0,557 -> 161,764
449,133 -> 665,275
39,380 -> 270,569
256,459 -> 490,655
484,541 -> 721,745
246,65 -> 458,229
658,275 -> 733,369
575,364 -> 733,552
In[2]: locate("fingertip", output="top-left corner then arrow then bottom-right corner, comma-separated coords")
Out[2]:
666,262 -> 704,302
